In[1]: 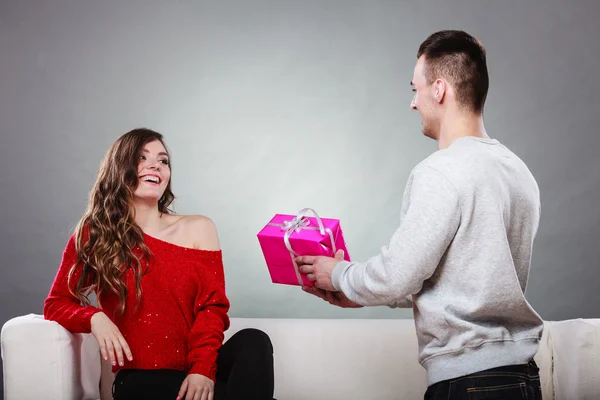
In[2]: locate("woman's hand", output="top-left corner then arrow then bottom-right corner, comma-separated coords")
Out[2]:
90,312 -> 132,367
177,374 -> 214,400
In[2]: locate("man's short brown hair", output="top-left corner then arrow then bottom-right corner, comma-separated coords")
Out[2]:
417,30 -> 489,113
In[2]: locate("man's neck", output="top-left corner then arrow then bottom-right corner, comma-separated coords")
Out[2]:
437,109 -> 488,150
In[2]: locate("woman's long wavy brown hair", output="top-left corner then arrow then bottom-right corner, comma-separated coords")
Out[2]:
68,128 -> 175,315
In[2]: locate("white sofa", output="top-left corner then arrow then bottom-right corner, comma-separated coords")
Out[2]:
2,314 -> 600,400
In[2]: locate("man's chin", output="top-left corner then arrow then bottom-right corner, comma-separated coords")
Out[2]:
422,128 -> 435,140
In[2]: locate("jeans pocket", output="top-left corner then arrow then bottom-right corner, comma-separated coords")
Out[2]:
467,382 -> 527,399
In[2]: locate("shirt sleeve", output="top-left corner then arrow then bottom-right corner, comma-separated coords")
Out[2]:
332,165 -> 461,306
187,251 -> 231,381
43,234 -> 102,333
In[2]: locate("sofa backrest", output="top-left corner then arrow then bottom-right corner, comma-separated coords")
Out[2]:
210,318 -> 560,400
227,318 -> 426,400
4,315 -> 599,400
97,317 -> 600,400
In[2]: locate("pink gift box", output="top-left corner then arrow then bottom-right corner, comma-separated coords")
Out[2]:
257,208 -> 351,286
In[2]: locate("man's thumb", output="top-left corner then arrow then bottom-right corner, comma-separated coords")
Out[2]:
335,249 -> 345,260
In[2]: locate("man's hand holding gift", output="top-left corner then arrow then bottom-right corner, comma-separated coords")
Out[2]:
296,250 -> 363,308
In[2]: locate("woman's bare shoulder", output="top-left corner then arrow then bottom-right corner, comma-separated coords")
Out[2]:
178,214 -> 220,251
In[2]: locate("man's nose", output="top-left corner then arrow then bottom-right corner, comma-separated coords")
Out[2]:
410,94 -> 418,110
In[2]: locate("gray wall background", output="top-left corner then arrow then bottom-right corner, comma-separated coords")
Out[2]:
1,0 -> 599,394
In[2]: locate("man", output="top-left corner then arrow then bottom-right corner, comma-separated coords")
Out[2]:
297,30 -> 544,399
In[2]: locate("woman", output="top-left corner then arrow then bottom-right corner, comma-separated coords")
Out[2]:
44,128 -> 275,400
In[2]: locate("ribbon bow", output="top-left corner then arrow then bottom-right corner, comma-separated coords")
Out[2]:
267,208 -> 335,285
281,216 -> 311,233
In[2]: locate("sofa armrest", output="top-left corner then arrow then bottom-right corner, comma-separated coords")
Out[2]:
547,318 -> 600,400
534,321 -> 555,400
1,314 -> 102,400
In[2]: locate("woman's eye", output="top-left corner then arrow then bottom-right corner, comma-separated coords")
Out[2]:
139,155 -> 146,160
160,159 -> 170,165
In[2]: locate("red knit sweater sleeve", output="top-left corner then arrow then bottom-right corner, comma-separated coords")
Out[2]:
43,234 -> 102,333
187,251 -> 231,381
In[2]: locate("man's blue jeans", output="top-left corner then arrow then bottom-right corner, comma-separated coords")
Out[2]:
424,360 -> 542,399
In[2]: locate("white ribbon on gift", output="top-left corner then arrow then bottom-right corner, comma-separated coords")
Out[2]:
267,208 -> 337,285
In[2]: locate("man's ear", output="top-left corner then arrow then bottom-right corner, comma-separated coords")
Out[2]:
433,79 -> 446,103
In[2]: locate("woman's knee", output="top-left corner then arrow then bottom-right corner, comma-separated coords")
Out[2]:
232,328 -> 273,353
